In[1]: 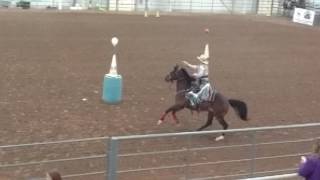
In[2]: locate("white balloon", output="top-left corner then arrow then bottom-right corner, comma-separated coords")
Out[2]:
111,37 -> 119,47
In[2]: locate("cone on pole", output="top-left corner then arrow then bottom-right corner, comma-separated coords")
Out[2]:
102,37 -> 122,104
203,43 -> 209,59
204,28 -> 210,59
109,54 -> 118,75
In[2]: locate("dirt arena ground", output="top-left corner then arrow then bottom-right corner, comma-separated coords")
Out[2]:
1,9 -> 320,179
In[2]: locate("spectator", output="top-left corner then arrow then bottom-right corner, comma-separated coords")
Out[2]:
298,138 -> 320,180
46,171 -> 62,180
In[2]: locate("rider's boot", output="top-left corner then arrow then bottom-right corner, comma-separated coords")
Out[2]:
186,91 -> 198,108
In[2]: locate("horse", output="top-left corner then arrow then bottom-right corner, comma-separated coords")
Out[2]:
158,65 -> 249,141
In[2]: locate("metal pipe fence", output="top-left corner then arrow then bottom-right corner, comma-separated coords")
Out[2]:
107,123 -> 320,180
0,136 -> 109,179
1,123 -> 320,179
239,173 -> 299,179
3,0 -> 285,16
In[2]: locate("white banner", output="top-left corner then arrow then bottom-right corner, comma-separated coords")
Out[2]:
293,8 -> 316,26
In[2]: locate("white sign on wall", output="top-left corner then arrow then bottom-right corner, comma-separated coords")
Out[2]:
293,8 -> 316,26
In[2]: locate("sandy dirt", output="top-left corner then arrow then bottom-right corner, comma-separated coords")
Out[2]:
1,9 -> 320,180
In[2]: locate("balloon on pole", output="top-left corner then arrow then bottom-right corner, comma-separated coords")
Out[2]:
102,37 -> 123,104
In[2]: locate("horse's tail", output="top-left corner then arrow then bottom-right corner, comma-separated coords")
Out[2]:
228,99 -> 248,121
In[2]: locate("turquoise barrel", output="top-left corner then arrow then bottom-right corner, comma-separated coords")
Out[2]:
102,74 -> 122,104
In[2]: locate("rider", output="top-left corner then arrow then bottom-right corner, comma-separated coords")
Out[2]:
182,44 -> 213,107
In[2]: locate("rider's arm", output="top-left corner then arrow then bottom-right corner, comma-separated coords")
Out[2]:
182,61 -> 197,70
193,65 -> 205,78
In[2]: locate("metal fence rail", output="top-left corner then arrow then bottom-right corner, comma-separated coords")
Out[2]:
239,173 -> 299,180
0,136 -> 109,179
1,123 -> 320,179
3,0 -> 285,16
5,0 -> 320,17
107,123 -> 320,180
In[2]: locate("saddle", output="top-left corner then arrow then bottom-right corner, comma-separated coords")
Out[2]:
186,83 -> 217,108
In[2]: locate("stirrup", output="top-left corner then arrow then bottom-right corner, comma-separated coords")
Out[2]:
187,97 -> 195,107
190,98 -> 199,108
189,99 -> 195,106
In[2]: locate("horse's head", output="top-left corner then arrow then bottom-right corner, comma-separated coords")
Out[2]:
165,65 -> 180,82
165,65 -> 194,83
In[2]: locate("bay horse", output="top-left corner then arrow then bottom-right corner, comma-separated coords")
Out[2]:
158,65 -> 248,140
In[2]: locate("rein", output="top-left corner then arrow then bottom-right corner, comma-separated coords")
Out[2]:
176,89 -> 189,95
166,67 -> 193,96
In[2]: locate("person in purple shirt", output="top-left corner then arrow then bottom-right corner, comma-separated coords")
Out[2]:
298,138 -> 320,180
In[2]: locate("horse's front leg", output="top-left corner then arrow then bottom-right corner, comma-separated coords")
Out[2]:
158,104 -> 184,125
171,105 -> 185,124
158,106 -> 173,125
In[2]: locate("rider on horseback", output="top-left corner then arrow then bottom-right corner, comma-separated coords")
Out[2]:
182,44 -> 214,108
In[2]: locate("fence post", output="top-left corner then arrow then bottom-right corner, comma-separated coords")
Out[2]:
106,0 -> 109,10
255,0 -> 260,15
184,134 -> 191,180
116,0 -> 119,11
107,137 -> 119,180
211,0 -> 214,13
270,0 -> 274,16
145,0 -> 149,11
134,0 -> 137,12
232,0 -> 235,14
249,130 -> 257,178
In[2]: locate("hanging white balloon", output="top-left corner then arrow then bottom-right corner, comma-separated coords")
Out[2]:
111,37 -> 119,47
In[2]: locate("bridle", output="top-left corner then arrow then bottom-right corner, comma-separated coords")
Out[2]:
166,68 -> 192,95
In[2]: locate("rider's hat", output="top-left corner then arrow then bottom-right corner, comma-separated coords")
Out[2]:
197,54 -> 209,64
197,43 -> 209,64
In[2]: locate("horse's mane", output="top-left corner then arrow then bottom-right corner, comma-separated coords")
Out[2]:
180,67 -> 194,82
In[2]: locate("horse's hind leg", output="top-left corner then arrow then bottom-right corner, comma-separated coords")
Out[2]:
217,116 -> 229,131
196,112 -> 214,131
215,116 -> 229,141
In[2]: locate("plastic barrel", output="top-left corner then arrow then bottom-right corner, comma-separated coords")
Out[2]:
102,74 -> 122,104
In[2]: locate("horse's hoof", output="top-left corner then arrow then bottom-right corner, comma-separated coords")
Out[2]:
157,120 -> 163,125
215,135 -> 224,141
